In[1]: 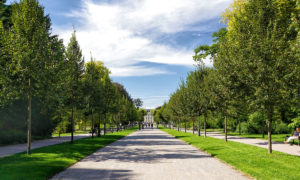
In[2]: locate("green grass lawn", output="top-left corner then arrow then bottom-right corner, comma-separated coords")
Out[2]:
160,127 -> 300,180
52,130 -> 90,137
0,127 -> 138,180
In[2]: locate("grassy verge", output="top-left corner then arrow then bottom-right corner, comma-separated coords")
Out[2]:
0,127 -> 138,180
160,127 -> 300,180
52,130 -> 90,137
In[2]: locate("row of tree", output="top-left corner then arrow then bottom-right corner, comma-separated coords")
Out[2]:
0,0 -> 142,154
155,0 -> 299,153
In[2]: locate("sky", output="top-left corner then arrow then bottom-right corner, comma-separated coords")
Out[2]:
8,0 -> 232,109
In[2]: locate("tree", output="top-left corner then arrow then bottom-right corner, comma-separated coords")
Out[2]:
186,66 -> 213,137
3,0 -> 64,154
0,0 -> 11,29
65,29 -> 84,143
133,98 -> 143,130
83,59 -> 105,138
222,0 -> 299,153
101,71 -> 116,135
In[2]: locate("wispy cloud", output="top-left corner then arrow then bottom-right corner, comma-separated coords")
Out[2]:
110,65 -> 172,77
54,0 -> 231,77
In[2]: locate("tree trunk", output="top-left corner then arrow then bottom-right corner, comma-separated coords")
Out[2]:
104,113 -> 107,135
117,112 -> 120,132
192,118 -> 195,135
197,116 -> 201,136
204,113 -> 207,138
27,79 -> 32,155
71,105 -> 74,143
238,119 -> 241,135
262,120 -> 265,138
59,117 -> 62,138
224,116 -> 227,142
184,120 -> 187,133
267,110 -> 272,153
97,112 -> 101,137
139,119 -> 141,130
91,108 -> 94,138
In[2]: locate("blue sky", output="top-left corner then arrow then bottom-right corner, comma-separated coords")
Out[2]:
8,0 -> 232,108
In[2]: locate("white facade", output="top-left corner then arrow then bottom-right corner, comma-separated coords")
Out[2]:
144,111 -> 154,124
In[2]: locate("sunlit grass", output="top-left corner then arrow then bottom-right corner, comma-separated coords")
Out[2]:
0,127 -> 138,180
160,127 -> 300,180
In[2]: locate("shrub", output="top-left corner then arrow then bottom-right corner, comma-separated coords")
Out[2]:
288,116 -> 300,130
274,122 -> 290,134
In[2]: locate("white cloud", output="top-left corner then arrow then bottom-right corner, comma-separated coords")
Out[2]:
54,0 -> 231,77
110,65 -> 172,77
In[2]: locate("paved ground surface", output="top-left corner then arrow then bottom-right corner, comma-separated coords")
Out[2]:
0,134 -> 90,157
180,129 -> 300,156
51,129 -> 249,180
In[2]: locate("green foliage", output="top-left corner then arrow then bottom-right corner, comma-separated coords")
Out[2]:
0,98 -> 56,145
163,0 -> 299,154
0,0 -> 11,29
0,0 -> 138,146
288,116 -> 300,130
274,122 -> 290,134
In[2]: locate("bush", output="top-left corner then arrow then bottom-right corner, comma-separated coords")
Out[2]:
288,116 -> 300,130
0,98 -> 57,145
238,122 -> 249,133
0,130 -> 26,145
248,112 -> 265,134
274,122 -> 290,134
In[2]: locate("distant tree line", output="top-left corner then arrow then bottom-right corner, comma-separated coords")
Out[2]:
0,0 -> 143,154
154,0 -> 299,153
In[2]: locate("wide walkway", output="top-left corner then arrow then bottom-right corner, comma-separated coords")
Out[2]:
182,129 -> 300,156
51,129 -> 249,180
0,134 -> 89,157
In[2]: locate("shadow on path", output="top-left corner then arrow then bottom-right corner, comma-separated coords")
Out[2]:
58,168 -> 135,180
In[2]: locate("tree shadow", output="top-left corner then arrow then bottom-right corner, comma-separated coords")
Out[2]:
80,131 -> 213,164
84,146 -> 212,163
52,168 -> 135,180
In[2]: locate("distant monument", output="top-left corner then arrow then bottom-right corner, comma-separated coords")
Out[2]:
144,110 -> 154,124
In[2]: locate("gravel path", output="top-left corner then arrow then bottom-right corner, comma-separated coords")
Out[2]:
0,134 -> 90,157
51,129 -> 249,180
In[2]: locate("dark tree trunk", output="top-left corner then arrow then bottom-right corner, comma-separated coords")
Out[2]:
104,113 -> 107,135
27,79 -> 32,155
184,120 -> 187,133
267,110 -> 272,153
59,117 -> 62,138
262,120 -> 265,138
192,118 -> 195,135
71,105 -> 74,143
204,113 -> 207,138
97,113 -> 101,137
238,119 -> 241,135
91,108 -> 94,138
224,116 -> 227,142
197,116 -> 201,136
